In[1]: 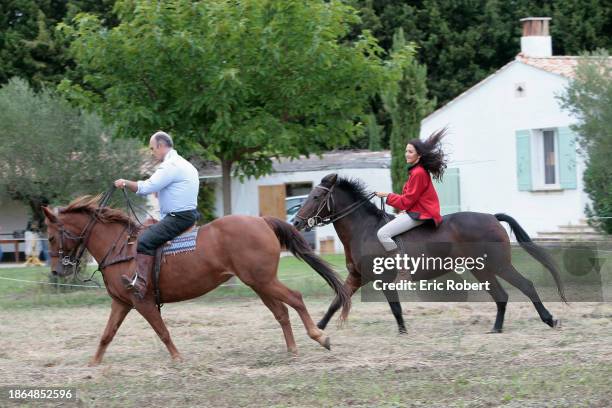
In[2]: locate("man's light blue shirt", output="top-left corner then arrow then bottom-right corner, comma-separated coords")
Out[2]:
137,149 -> 199,219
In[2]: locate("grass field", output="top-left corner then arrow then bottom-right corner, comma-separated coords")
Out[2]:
0,254 -> 348,309
0,253 -> 610,407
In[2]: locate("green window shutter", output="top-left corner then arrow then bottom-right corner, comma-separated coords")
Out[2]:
557,127 -> 577,189
434,168 -> 460,215
515,130 -> 532,191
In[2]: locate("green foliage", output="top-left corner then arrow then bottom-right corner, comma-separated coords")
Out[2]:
382,29 -> 434,194
559,51 -> 612,234
365,113 -> 383,151
197,182 -> 217,224
59,0 -> 411,213
352,0 -> 612,107
0,77 -> 145,228
0,0 -> 116,89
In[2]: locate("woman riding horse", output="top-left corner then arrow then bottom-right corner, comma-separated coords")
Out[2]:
375,130 -> 446,251
293,129 -> 565,335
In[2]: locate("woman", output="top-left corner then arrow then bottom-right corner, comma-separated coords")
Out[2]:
375,129 -> 447,251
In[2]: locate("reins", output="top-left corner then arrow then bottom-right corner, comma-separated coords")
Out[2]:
87,188 -> 155,281
51,185 -> 150,284
121,188 -> 157,226
295,185 -> 392,229
50,186 -> 116,280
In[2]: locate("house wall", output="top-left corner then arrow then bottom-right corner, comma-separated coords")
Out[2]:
0,198 -> 29,257
420,62 -> 589,236
212,168 -> 394,253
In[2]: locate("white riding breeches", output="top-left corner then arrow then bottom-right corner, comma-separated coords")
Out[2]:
377,213 -> 425,251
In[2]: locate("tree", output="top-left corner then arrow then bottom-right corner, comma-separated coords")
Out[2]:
383,29 -> 434,195
352,0 -> 612,108
59,0 -> 412,214
559,51 -> 612,234
365,113 -> 383,151
0,0 -> 116,89
0,78 -> 145,229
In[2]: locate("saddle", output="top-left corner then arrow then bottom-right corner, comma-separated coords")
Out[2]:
146,222 -> 199,312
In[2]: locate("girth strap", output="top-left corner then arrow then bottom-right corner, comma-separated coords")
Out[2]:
153,248 -> 163,312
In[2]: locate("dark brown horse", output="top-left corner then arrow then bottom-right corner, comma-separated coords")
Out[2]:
293,174 -> 566,334
42,196 -> 350,365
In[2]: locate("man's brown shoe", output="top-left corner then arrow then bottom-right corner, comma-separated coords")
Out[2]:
121,254 -> 154,300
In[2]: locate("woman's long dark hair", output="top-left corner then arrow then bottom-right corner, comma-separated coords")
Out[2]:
408,128 -> 448,181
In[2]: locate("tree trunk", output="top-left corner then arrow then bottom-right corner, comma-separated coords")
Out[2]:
28,196 -> 49,233
221,159 -> 233,215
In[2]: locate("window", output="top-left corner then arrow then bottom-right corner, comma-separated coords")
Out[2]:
284,182 -> 313,223
285,182 -> 312,198
515,127 -> 577,191
531,129 -> 559,189
543,130 -> 556,184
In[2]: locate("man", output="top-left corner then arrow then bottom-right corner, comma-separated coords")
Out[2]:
114,131 -> 200,300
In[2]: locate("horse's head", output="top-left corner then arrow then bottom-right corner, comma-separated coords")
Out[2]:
293,173 -> 338,231
42,206 -> 86,277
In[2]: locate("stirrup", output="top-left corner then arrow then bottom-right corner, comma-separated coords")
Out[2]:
122,272 -> 139,289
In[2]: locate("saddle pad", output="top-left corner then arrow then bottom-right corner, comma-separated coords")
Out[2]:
162,227 -> 199,256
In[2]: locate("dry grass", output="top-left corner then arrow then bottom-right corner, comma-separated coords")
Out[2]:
0,299 -> 611,407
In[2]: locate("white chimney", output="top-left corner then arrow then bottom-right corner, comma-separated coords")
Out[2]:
520,17 -> 552,57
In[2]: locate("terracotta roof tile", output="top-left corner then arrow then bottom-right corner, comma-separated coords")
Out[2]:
517,54 -> 583,78
192,150 -> 392,178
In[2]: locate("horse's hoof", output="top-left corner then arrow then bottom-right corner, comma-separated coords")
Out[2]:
87,360 -> 100,367
487,328 -> 503,334
323,337 -> 331,351
398,328 -> 408,335
552,319 -> 560,329
316,321 -> 326,330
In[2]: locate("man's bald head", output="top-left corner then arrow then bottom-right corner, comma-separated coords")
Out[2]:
150,131 -> 173,148
149,131 -> 173,162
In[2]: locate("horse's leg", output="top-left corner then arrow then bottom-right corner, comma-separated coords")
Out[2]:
89,299 -> 132,366
383,292 -> 406,334
258,279 -> 331,350
134,301 -> 182,360
471,271 -> 509,333
497,264 -> 558,328
317,272 -> 361,330
255,291 -> 297,354
380,267 -> 406,334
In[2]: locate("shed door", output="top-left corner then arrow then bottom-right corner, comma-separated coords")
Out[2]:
258,185 -> 286,219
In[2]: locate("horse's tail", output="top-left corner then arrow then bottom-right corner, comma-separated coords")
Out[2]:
263,216 -> 351,322
495,213 -> 568,304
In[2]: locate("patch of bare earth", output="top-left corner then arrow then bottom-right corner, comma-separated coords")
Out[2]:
0,300 -> 610,407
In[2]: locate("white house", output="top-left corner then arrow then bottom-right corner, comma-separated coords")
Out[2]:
202,148 -> 466,253
419,17 -> 603,238
203,151 -> 395,253
0,198 -> 30,261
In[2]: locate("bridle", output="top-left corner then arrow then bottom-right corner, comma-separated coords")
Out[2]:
48,187 -> 117,277
49,224 -> 92,276
294,184 -> 381,229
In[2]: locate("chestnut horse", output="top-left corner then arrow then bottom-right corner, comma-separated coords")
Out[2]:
42,196 -> 350,365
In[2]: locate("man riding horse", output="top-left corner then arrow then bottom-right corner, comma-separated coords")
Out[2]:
114,131 -> 200,300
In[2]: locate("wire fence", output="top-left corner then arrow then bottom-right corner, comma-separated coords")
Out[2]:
0,272 -> 318,290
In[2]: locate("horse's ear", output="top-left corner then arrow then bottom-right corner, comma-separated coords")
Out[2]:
321,173 -> 338,186
42,206 -> 58,224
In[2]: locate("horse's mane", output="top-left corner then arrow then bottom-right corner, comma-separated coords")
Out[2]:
60,195 -> 141,230
335,177 -> 388,218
